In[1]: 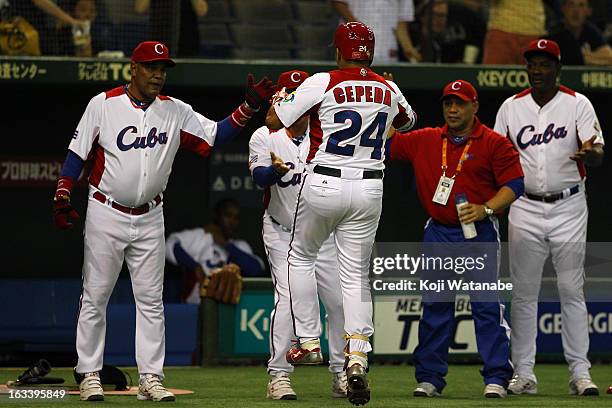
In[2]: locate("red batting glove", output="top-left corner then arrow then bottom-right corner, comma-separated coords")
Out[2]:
53,197 -> 80,229
53,176 -> 79,229
244,73 -> 274,111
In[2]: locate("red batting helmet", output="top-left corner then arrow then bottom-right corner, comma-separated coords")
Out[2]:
333,22 -> 375,61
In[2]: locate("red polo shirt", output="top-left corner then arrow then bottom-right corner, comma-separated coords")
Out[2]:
389,117 -> 523,225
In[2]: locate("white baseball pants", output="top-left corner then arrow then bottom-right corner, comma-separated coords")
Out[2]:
287,169 -> 382,355
76,196 -> 166,378
263,215 -> 345,375
509,192 -> 591,381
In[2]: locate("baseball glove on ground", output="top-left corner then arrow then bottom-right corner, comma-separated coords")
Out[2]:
203,263 -> 242,305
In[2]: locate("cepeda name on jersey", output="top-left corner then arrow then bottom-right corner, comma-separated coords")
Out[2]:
117,126 -> 168,151
333,85 -> 391,107
516,123 -> 567,149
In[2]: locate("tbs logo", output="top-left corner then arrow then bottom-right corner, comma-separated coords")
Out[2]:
117,126 -> 168,151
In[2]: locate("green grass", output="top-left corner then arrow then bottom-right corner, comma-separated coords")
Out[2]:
1,365 -> 611,407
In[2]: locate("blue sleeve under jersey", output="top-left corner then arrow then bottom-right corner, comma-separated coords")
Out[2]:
60,150 -> 85,180
226,243 -> 264,277
173,242 -> 199,271
252,165 -> 281,188
214,117 -> 243,148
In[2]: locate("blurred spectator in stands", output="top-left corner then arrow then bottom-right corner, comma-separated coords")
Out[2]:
482,0 -> 547,64
411,0 -> 486,63
7,0 -> 87,55
331,0 -> 421,63
166,198 -> 265,304
55,0 -> 98,57
135,0 -> 208,57
550,0 -> 612,65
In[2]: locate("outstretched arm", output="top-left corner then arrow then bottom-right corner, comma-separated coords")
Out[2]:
214,74 -> 274,147
33,0 -> 83,26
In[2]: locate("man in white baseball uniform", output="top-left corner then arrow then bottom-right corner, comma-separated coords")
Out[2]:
494,39 -> 604,397
165,198 -> 265,304
51,41 -> 274,401
266,23 -> 416,406
249,70 -> 347,401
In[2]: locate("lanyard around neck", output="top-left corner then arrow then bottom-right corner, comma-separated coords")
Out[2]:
442,138 -> 473,179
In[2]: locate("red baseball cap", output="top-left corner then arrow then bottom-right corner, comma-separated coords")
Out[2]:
275,70 -> 310,92
131,41 -> 176,67
524,39 -> 561,61
441,80 -> 478,102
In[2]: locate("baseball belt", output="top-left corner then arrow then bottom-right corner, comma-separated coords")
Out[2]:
93,191 -> 162,215
313,165 -> 383,179
270,216 -> 291,233
524,184 -> 580,203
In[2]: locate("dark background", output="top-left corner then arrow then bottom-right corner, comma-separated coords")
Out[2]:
2,82 -> 610,278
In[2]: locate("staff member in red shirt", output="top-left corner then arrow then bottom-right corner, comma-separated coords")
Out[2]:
387,80 -> 524,399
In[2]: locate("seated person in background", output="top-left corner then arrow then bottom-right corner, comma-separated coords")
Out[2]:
56,0 -> 97,57
331,0 -> 421,63
7,0 -> 87,55
549,0 -> 612,65
482,0 -> 547,64
411,0 -> 486,63
166,198 -> 265,304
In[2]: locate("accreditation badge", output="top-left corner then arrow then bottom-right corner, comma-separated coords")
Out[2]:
432,175 -> 454,205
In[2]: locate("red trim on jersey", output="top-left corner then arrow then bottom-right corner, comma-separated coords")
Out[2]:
105,86 -> 125,99
514,86 -> 575,100
87,137 -> 105,187
306,103 -> 323,163
576,131 -> 587,179
157,95 -> 171,100
393,104 -> 410,129
180,129 -> 212,157
324,67 -> 395,93
559,85 -> 576,97
513,88 -> 532,99
263,187 -> 271,209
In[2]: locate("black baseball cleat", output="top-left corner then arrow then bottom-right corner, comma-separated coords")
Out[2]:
347,364 -> 370,406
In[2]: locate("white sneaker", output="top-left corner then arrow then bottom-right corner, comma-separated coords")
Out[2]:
137,374 -> 176,402
413,382 -> 441,397
79,372 -> 104,401
569,377 -> 599,396
507,375 -> 537,395
266,373 -> 297,400
484,383 -> 507,398
331,371 -> 348,398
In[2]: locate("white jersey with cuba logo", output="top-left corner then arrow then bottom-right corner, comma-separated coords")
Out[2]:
68,86 -> 217,207
494,86 -> 604,194
273,67 -> 416,171
248,125 -> 309,228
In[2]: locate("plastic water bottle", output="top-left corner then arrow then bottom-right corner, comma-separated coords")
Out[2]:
455,193 -> 477,239
72,20 -> 90,54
